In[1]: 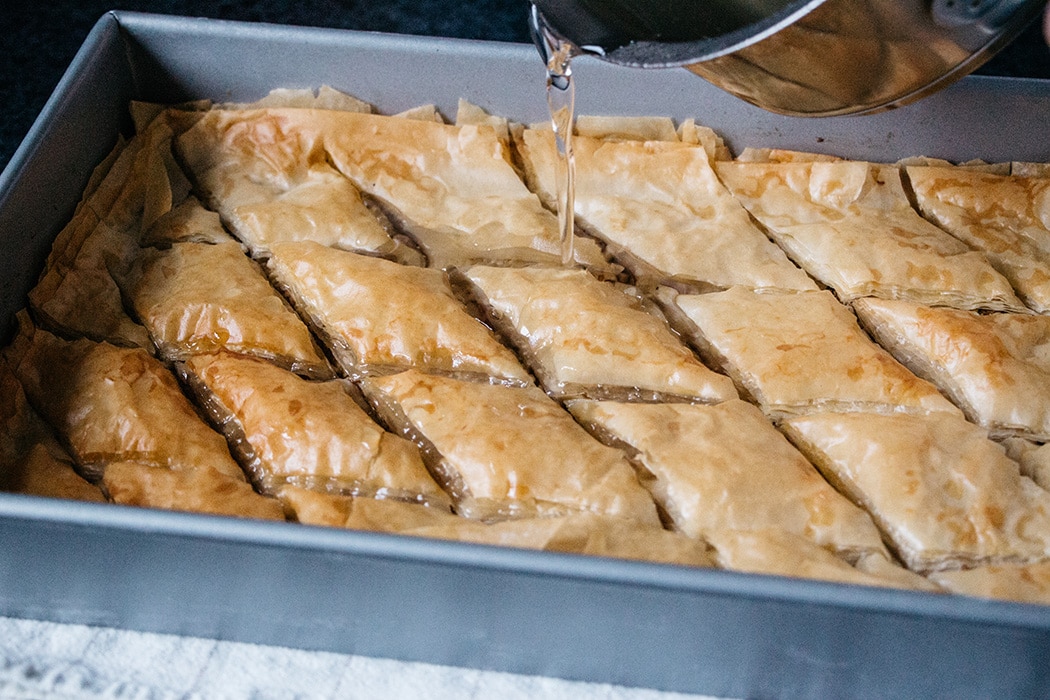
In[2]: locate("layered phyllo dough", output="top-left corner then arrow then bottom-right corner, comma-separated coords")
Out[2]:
517,127 -> 816,293
705,530 -> 936,591
266,241 -> 530,383
907,166 -> 1050,313
928,561 -> 1050,605
102,461 -> 285,520
279,485 -> 713,567
173,102 -> 414,261
179,351 -> 450,508
567,399 -> 887,558
0,358 -> 104,503
8,321 -> 244,481
661,287 -> 960,419
456,264 -> 737,401
782,412 -> 1050,573
1003,438 -> 1050,491
6,87 -> 1050,602
360,370 -> 660,526
853,298 -> 1050,440
178,107 -> 611,272
715,160 -> 1024,311
129,241 -> 332,378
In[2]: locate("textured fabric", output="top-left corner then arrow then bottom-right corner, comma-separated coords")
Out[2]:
0,616 -> 721,700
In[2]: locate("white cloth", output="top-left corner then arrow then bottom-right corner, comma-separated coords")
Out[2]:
0,616 -> 722,700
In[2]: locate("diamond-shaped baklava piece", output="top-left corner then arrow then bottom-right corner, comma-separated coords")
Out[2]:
781,411 -> 1050,573
661,287 -> 960,419
359,369 -> 659,525
854,298 -> 1050,440
715,160 -> 1024,311
9,323 -> 244,482
516,128 -> 816,293
568,399 -> 888,559
457,265 -> 736,402
175,109 -> 411,261
907,166 -> 1050,313
180,351 -> 450,508
129,241 -> 331,378
266,241 -> 529,384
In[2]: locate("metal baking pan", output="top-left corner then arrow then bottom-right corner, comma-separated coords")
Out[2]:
1,12 -> 1048,699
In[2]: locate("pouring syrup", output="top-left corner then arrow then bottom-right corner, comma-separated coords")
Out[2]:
530,6 -> 579,267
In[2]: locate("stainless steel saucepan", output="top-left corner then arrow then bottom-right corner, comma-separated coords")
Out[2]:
528,0 -> 1046,116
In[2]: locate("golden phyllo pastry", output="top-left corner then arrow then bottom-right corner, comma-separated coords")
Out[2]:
180,352 -> 450,508
9,323 -> 244,482
568,399 -> 886,559
266,241 -> 529,384
457,265 -> 737,402
179,108 -> 610,271
174,108 -> 408,261
1002,438 -> 1050,491
662,287 -> 960,419
407,512 -> 714,566
854,298 -> 1050,440
359,369 -> 660,525
103,461 -> 284,520
929,561 -> 1050,605
29,136 -> 151,348
141,195 -> 235,247
280,486 -> 712,567
0,358 -> 104,503
29,110 -> 203,349
781,412 -> 1050,573
516,128 -> 816,293
705,530 -> 937,591
715,160 -> 1024,311
3,443 -> 106,504
279,485 -> 458,529
128,241 -> 331,378
907,166 -> 1050,313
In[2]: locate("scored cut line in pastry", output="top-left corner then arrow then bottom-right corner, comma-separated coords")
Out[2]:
180,351 -> 451,509
457,264 -> 737,402
516,128 -> 816,294
853,297 -> 1050,441
359,369 -> 660,526
781,411 -> 1050,573
661,286 -> 962,419
266,240 -> 531,384
715,160 -> 1026,311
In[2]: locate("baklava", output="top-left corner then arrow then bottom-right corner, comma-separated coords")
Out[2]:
456,264 -> 737,402
715,160 -> 1025,311
661,287 -> 961,419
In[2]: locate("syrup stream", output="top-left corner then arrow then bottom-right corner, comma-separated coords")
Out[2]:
533,9 -> 579,267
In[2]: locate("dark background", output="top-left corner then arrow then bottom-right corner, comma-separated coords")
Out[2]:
1,1 -> 1048,172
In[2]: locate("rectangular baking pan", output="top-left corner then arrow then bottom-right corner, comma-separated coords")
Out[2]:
1,12 -> 1048,699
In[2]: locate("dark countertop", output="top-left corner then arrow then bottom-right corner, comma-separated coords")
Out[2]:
1,2 -> 1048,172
